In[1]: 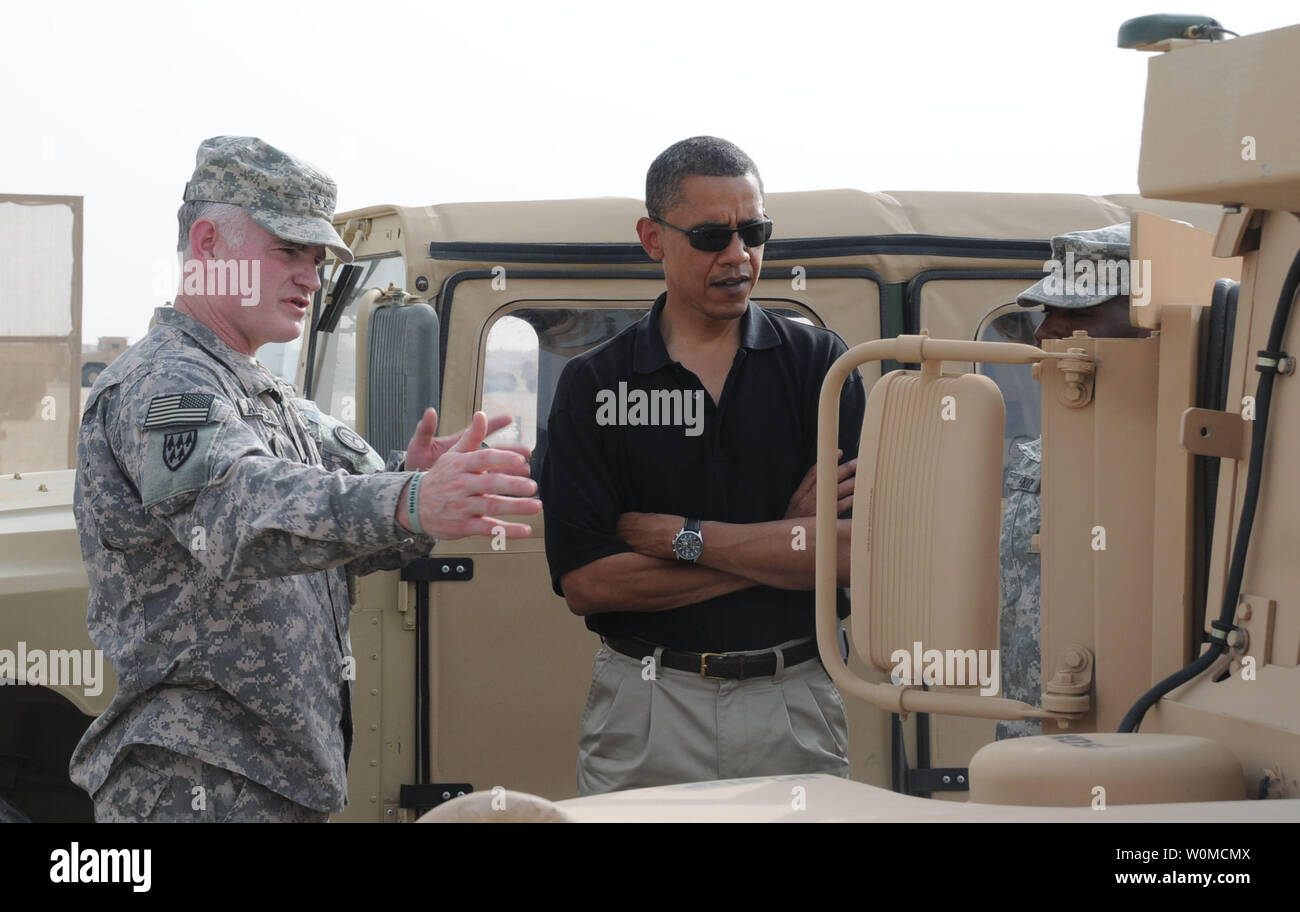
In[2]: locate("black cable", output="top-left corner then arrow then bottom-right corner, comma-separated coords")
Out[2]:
1119,245 -> 1300,733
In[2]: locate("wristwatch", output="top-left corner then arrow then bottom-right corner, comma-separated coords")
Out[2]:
672,517 -> 703,562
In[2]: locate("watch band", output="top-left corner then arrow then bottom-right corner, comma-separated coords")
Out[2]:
685,517 -> 701,534
406,472 -> 426,535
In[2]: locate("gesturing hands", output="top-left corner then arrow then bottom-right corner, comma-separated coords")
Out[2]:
400,410 -> 542,541
402,407 -> 530,472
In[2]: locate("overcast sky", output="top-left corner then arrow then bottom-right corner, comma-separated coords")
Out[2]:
4,0 -> 1296,340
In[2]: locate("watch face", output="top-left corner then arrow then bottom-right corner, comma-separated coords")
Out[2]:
674,531 -> 703,561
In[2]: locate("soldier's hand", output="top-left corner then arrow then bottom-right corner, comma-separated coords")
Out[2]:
403,408 -> 531,472
414,411 -> 541,540
783,452 -> 856,519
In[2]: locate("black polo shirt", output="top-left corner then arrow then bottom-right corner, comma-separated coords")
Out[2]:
540,292 -> 865,652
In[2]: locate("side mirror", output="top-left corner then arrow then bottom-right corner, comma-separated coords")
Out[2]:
359,291 -> 441,456
814,335 -> 1079,722
851,364 -> 1002,680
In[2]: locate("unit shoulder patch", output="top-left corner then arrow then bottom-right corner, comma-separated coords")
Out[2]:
289,398 -> 383,474
333,425 -> 369,454
162,429 -> 199,470
140,421 -> 223,508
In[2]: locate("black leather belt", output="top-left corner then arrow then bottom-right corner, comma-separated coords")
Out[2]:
603,636 -> 820,681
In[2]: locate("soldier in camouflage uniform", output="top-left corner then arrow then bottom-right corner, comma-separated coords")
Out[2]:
996,436 -> 1043,739
996,222 -> 1148,739
71,136 -> 541,821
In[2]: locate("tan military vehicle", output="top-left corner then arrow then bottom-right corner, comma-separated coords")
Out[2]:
0,15 -> 1296,825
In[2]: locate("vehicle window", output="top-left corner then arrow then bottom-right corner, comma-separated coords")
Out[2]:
287,255 -> 406,427
482,307 -> 646,454
258,332 -> 301,386
482,315 -> 541,449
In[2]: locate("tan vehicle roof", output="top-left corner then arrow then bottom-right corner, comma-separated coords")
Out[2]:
336,189 -> 1220,291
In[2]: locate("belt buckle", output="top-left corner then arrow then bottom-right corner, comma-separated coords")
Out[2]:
700,652 -> 727,680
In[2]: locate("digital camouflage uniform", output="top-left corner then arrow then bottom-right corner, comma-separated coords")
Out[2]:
996,437 -> 1041,740
70,137 -> 436,821
72,307 -> 436,819
94,744 -> 330,823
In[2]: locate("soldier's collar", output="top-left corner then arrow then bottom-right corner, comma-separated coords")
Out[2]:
153,307 -> 283,397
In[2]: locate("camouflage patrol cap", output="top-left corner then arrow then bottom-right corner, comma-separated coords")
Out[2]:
183,136 -> 354,263
1017,222 -> 1131,310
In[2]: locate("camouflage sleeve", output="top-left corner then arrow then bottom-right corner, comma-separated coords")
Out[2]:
343,443 -> 435,576
107,370 -> 435,581
290,397 -> 434,575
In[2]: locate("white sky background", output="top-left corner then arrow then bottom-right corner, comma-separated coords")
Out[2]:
3,0 -> 1296,341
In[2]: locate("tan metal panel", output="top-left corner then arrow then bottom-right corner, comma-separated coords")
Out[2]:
1131,212 -> 1241,329
1041,336 -> 1160,733
1138,24 -> 1300,210
1151,305 -> 1202,682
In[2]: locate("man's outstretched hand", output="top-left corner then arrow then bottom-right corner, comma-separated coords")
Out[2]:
399,411 -> 541,541
403,407 -> 532,471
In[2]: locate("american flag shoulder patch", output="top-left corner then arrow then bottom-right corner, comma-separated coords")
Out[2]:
143,393 -> 216,428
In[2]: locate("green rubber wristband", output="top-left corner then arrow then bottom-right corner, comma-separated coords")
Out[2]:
406,472 -> 425,535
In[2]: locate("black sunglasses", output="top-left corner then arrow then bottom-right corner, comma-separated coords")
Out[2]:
653,217 -> 773,252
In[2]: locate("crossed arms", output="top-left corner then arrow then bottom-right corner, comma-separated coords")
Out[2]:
560,458 -> 857,616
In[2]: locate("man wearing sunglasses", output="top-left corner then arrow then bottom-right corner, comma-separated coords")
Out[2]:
541,136 -> 865,795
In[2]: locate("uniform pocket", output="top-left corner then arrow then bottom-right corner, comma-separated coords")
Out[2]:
102,748 -> 176,820
219,777 -> 257,823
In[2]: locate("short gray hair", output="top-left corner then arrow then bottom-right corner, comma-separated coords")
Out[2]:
176,200 -> 250,254
645,136 -> 763,220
